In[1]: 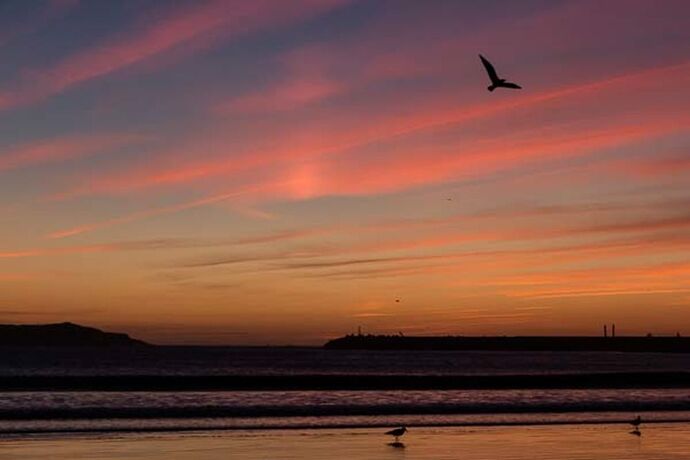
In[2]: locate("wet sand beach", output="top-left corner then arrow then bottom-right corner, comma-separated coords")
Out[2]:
1,423 -> 689,460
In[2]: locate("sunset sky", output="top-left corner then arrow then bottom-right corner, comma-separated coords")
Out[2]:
1,0 -> 689,344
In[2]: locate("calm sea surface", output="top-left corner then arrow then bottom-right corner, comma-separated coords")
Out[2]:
1,347 -> 689,435
3,346 -> 690,376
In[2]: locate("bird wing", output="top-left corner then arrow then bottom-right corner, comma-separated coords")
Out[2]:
385,429 -> 396,435
479,54 -> 500,83
501,82 -> 522,89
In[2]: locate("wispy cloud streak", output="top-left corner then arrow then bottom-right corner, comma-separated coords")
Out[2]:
0,134 -> 146,173
53,60 -> 690,201
0,0 -> 353,111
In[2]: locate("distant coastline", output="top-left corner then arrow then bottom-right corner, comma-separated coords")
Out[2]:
0,322 -> 149,347
324,334 -> 690,353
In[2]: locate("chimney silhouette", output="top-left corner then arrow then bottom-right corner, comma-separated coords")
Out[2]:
612,323 -> 616,338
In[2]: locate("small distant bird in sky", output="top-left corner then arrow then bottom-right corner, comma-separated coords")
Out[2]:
385,426 -> 407,443
395,299 -> 401,303
479,54 -> 522,91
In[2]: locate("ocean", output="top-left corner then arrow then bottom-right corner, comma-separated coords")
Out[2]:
1,347 -> 689,436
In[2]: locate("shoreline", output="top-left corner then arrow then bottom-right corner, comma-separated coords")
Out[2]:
0,408 -> 690,440
2,413 -> 690,437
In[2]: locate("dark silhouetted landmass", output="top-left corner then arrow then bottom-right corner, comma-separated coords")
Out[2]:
324,334 -> 690,353
0,322 -> 149,347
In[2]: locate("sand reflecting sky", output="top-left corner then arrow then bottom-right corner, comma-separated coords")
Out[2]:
2,424 -> 689,459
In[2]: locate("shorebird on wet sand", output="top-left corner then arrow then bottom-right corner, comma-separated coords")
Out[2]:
629,415 -> 642,436
385,426 -> 408,443
630,415 -> 642,429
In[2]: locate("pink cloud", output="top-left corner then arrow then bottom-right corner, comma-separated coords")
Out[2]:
0,0 -> 353,111
47,184 -> 272,239
270,118 -> 687,200
213,0 -> 690,117
219,77 -> 344,114
216,44 -> 347,113
44,113 -> 688,240
0,133 -> 147,173
612,152 -> 690,177
52,60 -> 690,201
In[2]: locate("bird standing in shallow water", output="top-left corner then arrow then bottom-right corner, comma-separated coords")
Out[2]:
385,426 -> 408,443
479,54 -> 522,91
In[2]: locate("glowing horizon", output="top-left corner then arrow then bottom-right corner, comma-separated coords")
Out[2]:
1,0 -> 689,344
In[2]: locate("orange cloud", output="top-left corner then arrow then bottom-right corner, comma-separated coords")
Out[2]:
167,210 -> 690,277
507,286 -> 690,299
0,245 -> 113,259
0,272 -> 35,281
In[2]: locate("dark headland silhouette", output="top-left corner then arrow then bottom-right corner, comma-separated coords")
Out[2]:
325,334 -> 690,353
479,54 -> 522,91
0,322 -> 149,347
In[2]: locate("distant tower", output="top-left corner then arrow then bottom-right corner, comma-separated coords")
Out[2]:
612,324 -> 616,338
358,326 -> 362,336
604,324 -> 608,338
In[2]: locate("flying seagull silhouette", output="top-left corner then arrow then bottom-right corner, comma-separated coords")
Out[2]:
479,54 -> 522,91
385,426 -> 407,443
